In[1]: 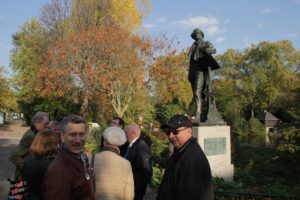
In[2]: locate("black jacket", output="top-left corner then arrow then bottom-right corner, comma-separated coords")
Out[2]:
125,137 -> 152,199
23,153 -> 55,200
157,138 -> 213,200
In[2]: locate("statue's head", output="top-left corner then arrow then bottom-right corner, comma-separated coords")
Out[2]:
191,28 -> 204,40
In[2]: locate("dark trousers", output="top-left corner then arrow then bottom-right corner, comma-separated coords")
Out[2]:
188,67 -> 208,117
134,182 -> 148,200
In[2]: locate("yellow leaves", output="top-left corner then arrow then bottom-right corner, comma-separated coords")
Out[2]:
109,0 -> 141,31
70,0 -> 145,32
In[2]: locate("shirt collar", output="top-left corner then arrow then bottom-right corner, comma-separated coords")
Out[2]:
128,137 -> 139,147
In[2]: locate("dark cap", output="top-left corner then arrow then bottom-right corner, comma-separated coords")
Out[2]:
161,114 -> 193,130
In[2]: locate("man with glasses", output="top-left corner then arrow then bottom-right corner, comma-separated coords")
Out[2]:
42,115 -> 94,199
157,114 -> 214,200
10,112 -> 49,180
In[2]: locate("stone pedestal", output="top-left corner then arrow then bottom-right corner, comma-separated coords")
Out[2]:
192,125 -> 234,181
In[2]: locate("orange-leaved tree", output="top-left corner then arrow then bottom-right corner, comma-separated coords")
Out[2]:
37,26 -> 148,118
147,34 -> 192,107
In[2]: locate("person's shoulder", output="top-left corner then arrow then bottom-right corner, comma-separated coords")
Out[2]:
23,154 -> 35,167
117,155 -> 132,169
47,151 -> 67,169
183,140 -> 210,165
25,154 -> 53,169
18,129 -> 36,146
97,151 -> 125,161
192,140 -> 205,153
98,151 -> 132,168
22,128 -> 35,138
96,150 -> 115,159
134,139 -> 150,152
182,139 -> 205,156
136,138 -> 150,147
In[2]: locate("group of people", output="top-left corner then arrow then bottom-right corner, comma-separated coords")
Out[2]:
9,112 -> 214,200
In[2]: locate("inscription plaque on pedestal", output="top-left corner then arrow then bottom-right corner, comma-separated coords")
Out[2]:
193,126 -> 234,181
204,137 -> 226,156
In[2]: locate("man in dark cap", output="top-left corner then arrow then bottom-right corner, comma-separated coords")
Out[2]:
157,114 -> 214,200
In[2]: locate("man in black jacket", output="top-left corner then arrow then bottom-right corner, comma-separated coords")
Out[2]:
124,124 -> 152,200
157,114 -> 214,200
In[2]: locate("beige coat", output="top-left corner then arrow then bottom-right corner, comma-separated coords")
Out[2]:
94,150 -> 134,200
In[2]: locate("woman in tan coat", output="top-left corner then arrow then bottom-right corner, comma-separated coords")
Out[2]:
94,126 -> 134,200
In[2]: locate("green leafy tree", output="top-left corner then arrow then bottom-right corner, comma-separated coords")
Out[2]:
215,41 -> 300,133
10,19 -> 48,100
10,0 -> 151,122
156,103 -> 186,124
0,67 -> 18,111
243,41 -> 299,113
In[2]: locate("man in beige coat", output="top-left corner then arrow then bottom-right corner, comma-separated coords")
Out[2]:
94,126 -> 134,200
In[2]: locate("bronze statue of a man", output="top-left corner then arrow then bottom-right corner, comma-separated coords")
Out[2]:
188,28 -> 220,123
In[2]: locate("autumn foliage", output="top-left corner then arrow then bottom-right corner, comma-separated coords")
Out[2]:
37,26 -> 148,116
148,34 -> 192,106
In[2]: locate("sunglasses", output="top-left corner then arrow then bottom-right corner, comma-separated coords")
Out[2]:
165,127 -> 189,136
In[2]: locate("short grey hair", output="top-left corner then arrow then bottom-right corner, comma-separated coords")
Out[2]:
103,126 -> 126,146
61,115 -> 87,133
31,112 -> 49,125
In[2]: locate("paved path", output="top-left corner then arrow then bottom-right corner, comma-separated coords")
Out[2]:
0,120 -> 28,199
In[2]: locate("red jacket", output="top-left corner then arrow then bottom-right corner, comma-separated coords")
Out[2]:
42,149 -> 94,200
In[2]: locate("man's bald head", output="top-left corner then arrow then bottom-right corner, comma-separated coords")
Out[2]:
124,124 -> 141,143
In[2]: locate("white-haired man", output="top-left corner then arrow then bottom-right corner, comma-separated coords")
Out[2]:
94,126 -> 134,200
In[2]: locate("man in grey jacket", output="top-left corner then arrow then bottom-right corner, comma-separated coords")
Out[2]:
9,112 -> 49,180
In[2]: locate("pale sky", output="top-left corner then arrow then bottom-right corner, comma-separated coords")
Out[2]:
1,0 -> 299,73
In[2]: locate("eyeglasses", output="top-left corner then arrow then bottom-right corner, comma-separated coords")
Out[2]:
165,127 -> 189,136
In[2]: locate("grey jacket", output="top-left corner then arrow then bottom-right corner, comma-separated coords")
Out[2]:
10,126 -> 38,180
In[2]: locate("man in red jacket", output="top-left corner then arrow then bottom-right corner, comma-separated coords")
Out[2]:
157,114 -> 214,200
